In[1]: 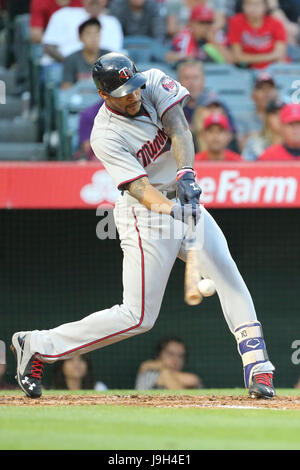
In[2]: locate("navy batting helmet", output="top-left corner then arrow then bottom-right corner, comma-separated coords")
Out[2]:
92,52 -> 147,98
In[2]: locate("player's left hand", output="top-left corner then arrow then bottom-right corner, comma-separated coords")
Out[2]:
177,168 -> 202,205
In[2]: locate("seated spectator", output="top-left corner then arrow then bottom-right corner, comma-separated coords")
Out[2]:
176,58 -> 215,128
30,0 -> 83,44
265,0 -> 300,52
242,98 -> 284,160
61,18 -> 110,89
0,363 -> 17,390
74,100 -> 103,160
135,336 -> 202,390
259,103 -> 300,160
51,354 -> 107,390
294,377 -> 300,388
165,4 -> 232,66
42,0 -> 123,63
228,0 -> 287,70
109,0 -> 166,42
237,72 -> 279,148
195,113 -> 242,161
192,95 -> 239,153
164,0 -> 238,36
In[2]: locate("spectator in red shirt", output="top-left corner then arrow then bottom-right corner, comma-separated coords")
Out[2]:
30,0 -> 83,44
195,113 -> 242,161
228,0 -> 287,69
259,103 -> 300,160
165,4 -> 232,66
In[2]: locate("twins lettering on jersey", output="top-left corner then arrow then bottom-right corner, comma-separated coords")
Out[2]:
136,129 -> 171,168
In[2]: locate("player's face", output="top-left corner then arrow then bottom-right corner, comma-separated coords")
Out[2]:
203,125 -> 231,153
281,122 -> 300,148
159,342 -> 186,371
100,88 -> 142,116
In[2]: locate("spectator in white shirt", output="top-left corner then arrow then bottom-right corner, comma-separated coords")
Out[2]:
42,0 -> 123,62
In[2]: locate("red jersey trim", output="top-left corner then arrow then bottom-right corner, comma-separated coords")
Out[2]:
37,208 -> 146,359
117,174 -> 148,190
160,94 -> 191,120
105,103 -> 125,116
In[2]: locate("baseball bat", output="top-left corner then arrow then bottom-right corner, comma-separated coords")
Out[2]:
184,216 -> 203,306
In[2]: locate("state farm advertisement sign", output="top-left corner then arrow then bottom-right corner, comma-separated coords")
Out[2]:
0,161 -> 299,209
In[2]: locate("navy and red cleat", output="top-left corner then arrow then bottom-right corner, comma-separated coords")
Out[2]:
249,373 -> 275,399
10,332 -> 45,399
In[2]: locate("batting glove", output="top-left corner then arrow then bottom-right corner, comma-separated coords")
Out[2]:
170,202 -> 201,225
176,167 -> 202,205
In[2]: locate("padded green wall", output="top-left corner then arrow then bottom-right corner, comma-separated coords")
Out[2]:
1,209 -> 299,389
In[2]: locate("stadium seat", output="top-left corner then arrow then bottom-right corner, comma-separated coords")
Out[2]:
1,95 -> 23,118
0,118 -> 38,142
55,79 -> 99,113
137,61 -> 177,78
0,66 -> 16,95
266,63 -> 300,96
54,80 -> 100,159
0,142 -> 47,161
123,35 -> 167,64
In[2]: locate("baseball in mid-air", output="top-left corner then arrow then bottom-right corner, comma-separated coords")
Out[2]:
198,279 -> 216,297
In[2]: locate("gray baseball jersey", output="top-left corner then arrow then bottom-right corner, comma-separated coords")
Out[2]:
90,68 -> 190,192
28,67 -> 274,388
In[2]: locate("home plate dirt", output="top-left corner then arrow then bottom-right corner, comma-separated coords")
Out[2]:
1,394 -> 300,409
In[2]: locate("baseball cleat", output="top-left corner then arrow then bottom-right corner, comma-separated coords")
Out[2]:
10,332 -> 44,399
249,373 -> 275,399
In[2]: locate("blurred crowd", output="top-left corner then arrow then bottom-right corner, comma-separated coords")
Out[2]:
1,0 -> 300,162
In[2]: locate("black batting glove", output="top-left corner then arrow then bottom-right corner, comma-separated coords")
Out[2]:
170,202 -> 201,225
176,167 -> 202,205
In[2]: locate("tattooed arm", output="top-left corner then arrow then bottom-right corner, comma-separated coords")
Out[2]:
127,176 -> 175,215
126,104 -> 196,215
161,103 -> 195,169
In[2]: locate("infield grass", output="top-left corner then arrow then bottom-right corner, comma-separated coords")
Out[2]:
1,389 -> 300,450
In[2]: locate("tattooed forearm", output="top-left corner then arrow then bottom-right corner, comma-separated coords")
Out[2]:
127,176 -> 150,202
161,104 -> 195,168
127,176 -> 174,214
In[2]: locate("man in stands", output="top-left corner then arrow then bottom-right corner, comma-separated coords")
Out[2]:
30,0 -> 83,44
42,0 -> 123,62
109,0 -> 166,42
61,18 -> 110,89
165,4 -> 232,66
176,58 -> 215,127
195,113 -> 242,161
259,103 -> 300,160
237,71 -> 279,147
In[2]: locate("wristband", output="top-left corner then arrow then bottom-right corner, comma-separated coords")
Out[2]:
176,167 -> 195,181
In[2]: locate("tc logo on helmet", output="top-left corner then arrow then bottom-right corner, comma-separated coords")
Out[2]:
119,67 -> 132,80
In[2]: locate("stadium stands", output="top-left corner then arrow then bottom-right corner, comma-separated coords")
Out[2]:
1,3 -> 300,162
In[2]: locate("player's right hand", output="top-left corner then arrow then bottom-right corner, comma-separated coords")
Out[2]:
170,202 -> 201,224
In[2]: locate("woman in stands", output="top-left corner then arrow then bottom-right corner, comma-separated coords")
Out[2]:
228,0 -> 287,69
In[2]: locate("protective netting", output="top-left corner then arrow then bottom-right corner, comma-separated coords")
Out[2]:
1,208 -> 299,389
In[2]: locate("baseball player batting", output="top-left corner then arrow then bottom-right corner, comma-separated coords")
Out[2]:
11,52 -> 275,399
